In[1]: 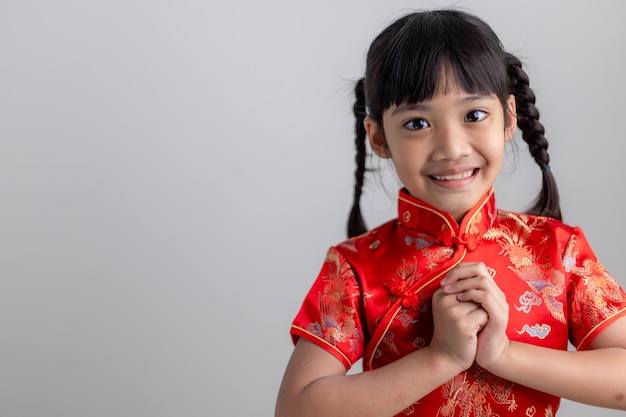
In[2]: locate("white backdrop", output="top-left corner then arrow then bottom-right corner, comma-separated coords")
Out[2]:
1,1 -> 624,416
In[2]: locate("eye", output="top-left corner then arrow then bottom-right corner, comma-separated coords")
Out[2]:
404,118 -> 429,130
465,110 -> 487,122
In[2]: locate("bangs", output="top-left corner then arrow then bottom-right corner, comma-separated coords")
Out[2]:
366,10 -> 508,118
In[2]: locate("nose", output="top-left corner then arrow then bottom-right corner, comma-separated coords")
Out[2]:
430,123 -> 472,162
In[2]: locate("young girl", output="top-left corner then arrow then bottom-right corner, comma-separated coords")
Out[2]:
275,9 -> 626,417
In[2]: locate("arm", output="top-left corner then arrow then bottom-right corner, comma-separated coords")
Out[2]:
275,288 -> 489,417
486,316 -> 626,410
275,339 -> 459,417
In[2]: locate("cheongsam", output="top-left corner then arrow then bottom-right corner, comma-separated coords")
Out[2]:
291,187 -> 626,416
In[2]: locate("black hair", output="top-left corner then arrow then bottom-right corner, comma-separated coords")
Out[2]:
348,9 -> 561,238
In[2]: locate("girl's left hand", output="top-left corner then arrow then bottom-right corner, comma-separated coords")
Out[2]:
440,262 -> 510,370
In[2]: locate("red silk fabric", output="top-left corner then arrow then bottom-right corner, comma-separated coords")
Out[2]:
291,188 -> 626,416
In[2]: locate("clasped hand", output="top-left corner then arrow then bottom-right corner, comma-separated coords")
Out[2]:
430,262 -> 510,372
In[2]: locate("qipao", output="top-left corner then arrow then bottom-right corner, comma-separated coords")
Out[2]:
291,188 -> 626,417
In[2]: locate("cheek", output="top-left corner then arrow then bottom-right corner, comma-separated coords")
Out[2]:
486,140 -> 506,163
392,153 -> 422,174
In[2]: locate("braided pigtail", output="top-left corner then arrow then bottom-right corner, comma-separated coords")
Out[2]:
506,53 -> 562,221
347,78 -> 368,238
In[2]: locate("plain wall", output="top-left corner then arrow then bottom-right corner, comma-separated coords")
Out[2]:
1,0 -> 624,416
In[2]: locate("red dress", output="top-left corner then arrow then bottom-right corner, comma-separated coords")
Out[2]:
291,188 -> 626,416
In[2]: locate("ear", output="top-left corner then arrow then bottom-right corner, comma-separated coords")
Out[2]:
364,116 -> 392,158
504,94 -> 517,142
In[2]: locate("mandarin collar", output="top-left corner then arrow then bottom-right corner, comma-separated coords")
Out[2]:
397,188 -> 497,249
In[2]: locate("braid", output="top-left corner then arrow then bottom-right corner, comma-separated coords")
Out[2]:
506,53 -> 562,221
347,78 -> 368,238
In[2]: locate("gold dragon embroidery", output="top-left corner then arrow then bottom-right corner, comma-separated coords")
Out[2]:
483,213 -> 566,323
562,234 -> 626,327
318,249 -> 361,345
436,368 -> 516,417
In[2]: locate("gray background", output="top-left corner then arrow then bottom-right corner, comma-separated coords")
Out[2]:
1,0 -> 624,416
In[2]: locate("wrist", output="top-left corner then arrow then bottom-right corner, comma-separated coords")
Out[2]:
481,339 -> 514,376
423,344 -> 471,377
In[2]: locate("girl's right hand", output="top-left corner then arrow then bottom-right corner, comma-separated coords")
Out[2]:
429,287 -> 487,372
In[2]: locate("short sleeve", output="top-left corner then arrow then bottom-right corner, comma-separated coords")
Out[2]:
290,247 -> 365,370
566,228 -> 626,350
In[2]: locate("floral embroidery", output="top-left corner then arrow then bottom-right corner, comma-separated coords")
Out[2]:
562,255 -> 575,272
293,190 -> 626,417
422,246 -> 455,271
385,257 -> 424,310
305,322 -> 323,338
564,234 -> 626,332
315,249 -> 361,347
483,213 -> 566,323
437,368 -> 516,417
467,210 -> 484,236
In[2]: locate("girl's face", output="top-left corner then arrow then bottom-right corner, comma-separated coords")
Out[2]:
365,79 -> 516,223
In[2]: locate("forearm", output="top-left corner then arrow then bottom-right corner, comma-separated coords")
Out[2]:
277,346 -> 460,417
488,341 -> 626,410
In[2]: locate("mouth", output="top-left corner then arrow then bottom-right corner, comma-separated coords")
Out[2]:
429,168 -> 478,181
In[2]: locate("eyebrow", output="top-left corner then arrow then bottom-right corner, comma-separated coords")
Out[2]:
390,95 -> 490,116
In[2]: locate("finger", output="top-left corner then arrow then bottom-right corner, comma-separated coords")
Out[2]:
442,296 -> 485,319
433,294 -> 485,329
440,262 -> 490,287
444,274 -> 496,294
456,288 -> 495,305
434,295 -> 486,334
457,288 -> 509,329
455,283 -> 506,308
467,306 -> 489,332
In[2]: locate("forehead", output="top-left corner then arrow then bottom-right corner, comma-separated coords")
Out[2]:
372,57 -> 507,121
388,91 -> 498,116
394,64 -> 483,109
434,66 -> 465,95
392,70 -> 495,108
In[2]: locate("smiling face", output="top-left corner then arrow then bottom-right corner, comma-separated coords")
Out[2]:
365,78 -> 517,223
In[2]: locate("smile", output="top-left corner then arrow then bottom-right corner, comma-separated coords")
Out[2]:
431,169 -> 476,181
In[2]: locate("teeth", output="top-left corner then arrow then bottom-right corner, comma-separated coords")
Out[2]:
432,170 -> 474,181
